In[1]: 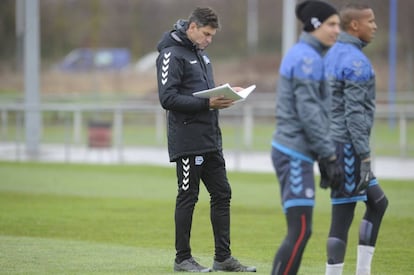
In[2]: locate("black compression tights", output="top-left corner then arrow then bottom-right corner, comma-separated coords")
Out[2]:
327,184 -> 388,264
360,184 -> 388,246
271,206 -> 312,275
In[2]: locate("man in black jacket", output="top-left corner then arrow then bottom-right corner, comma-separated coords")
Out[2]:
156,7 -> 256,273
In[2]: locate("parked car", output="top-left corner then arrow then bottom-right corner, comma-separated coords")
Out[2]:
58,48 -> 131,72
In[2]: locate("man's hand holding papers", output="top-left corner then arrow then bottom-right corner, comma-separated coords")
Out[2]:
193,83 -> 256,106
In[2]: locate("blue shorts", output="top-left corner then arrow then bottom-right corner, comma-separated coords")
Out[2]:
271,146 -> 315,213
330,142 -> 378,204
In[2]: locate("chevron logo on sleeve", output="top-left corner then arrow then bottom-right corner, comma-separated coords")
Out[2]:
161,52 -> 171,85
181,157 -> 190,191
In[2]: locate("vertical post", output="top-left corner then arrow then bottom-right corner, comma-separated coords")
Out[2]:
247,0 -> 258,55
282,0 -> 297,56
155,108 -> 165,145
388,0 -> 397,127
16,0 -> 24,72
16,0 -> 25,73
243,105 -> 253,149
399,111 -> 407,157
73,109 -> 82,145
407,51 -> 413,92
1,110 -> 7,140
113,109 -> 123,162
64,112 -> 71,163
15,111 -> 23,161
24,0 -> 41,158
233,111 -> 242,172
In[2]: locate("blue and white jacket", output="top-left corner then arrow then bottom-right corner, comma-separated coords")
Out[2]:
324,32 -> 375,159
272,32 -> 335,163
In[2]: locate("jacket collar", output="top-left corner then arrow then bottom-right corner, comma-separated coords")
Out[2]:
156,19 -> 197,52
171,19 -> 197,49
299,32 -> 331,56
337,31 -> 368,49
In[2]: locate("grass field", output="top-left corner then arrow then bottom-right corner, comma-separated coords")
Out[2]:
0,162 -> 413,274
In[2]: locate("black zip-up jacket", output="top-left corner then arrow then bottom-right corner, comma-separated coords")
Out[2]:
156,20 -> 222,162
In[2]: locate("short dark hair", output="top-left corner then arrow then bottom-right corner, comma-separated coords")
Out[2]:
340,3 -> 371,30
188,7 -> 220,29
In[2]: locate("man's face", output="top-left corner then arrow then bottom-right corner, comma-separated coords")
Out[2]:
354,9 -> 377,43
312,14 -> 341,47
186,22 -> 217,50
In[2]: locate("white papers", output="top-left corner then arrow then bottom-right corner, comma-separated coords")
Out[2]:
193,83 -> 256,103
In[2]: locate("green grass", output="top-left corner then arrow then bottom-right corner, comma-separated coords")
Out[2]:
0,162 -> 413,274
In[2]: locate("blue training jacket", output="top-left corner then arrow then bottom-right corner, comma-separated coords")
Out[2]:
272,32 -> 335,163
324,32 -> 375,159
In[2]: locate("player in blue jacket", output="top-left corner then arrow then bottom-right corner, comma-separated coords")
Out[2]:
323,4 -> 388,275
270,1 -> 343,274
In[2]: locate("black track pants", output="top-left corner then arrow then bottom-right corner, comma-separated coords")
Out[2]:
174,151 -> 232,263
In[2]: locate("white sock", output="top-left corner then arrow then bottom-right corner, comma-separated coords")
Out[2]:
325,263 -> 344,275
356,245 -> 375,275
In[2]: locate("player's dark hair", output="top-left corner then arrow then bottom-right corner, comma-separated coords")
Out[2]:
340,3 -> 371,30
188,7 -> 220,29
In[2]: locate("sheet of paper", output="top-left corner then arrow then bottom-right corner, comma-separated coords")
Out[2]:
193,84 -> 256,102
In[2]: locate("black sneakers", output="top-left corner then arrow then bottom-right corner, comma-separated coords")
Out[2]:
212,256 -> 257,272
174,257 -> 212,272
174,256 -> 256,272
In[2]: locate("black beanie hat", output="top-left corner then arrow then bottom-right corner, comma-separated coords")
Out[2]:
296,0 -> 338,32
